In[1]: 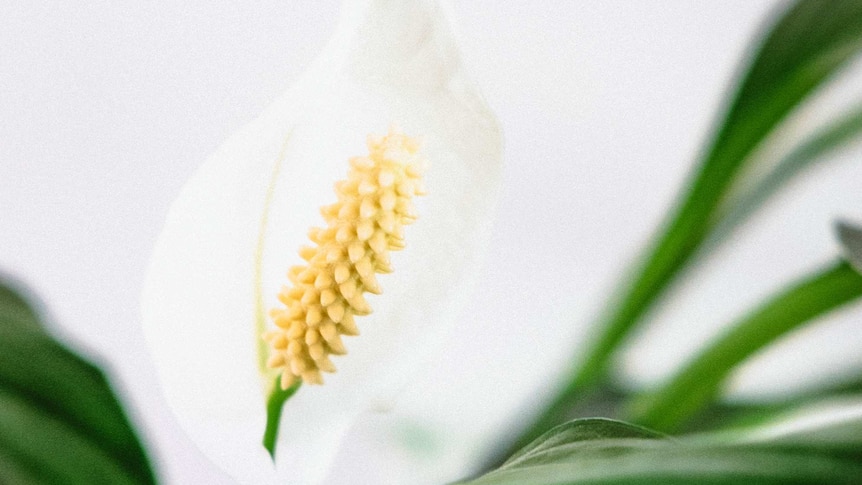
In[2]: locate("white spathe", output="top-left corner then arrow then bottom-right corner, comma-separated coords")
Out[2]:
140,0 -> 502,483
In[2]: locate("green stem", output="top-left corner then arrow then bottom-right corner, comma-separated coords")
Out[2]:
629,260 -> 862,432
254,133 -> 302,460
263,379 -> 302,459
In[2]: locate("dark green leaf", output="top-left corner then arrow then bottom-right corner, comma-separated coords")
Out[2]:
0,280 -> 156,485
628,260 -> 862,432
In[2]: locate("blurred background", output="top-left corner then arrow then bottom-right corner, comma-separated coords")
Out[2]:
2,1 -> 862,483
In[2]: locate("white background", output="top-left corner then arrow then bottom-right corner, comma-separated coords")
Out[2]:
2,1 -> 862,483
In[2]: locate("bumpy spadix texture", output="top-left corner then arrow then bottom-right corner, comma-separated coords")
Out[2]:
264,129 -> 426,388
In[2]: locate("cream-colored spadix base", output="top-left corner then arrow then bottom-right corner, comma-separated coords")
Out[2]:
264,128 -> 426,388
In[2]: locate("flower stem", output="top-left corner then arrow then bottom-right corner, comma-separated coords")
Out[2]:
263,378 -> 302,459
255,133 -> 302,460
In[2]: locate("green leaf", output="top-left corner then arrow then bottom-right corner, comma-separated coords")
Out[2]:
837,221 -> 862,273
0,280 -> 41,332
500,419 -> 669,471
708,395 -> 862,455
681,375 -> 862,435
467,447 -> 862,485
500,0 -> 862,461
628,260 -> 862,432
0,280 -> 156,485
466,418 -> 862,485
709,106 -> 862,249
575,0 -> 862,391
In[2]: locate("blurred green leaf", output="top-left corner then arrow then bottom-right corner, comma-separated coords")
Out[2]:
709,106 -> 862,248
705,395 -> 862,456
0,280 -> 41,332
500,418 -> 668,472
501,0 -> 862,461
628,260 -> 862,432
683,375 -> 862,435
466,418 -> 862,485
0,281 -> 156,484
576,0 -> 862,397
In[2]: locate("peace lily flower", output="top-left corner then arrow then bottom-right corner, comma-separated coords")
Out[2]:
141,0 -> 501,483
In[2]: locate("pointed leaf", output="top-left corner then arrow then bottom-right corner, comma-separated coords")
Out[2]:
837,221 -> 862,273
500,418 -> 668,471
0,280 -> 40,332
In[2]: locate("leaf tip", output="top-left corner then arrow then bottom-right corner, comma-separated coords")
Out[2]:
835,219 -> 862,273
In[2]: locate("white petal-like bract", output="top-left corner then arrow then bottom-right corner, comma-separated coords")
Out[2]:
141,0 -> 501,483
